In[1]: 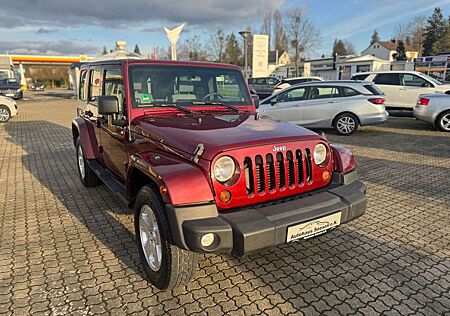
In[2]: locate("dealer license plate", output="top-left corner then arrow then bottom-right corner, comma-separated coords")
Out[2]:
286,212 -> 341,242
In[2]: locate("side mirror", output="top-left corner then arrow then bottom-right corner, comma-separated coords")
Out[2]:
422,82 -> 432,88
270,96 -> 278,106
98,96 -> 119,115
252,94 -> 260,109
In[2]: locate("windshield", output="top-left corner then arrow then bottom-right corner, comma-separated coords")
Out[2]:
420,73 -> 444,85
129,65 -> 251,108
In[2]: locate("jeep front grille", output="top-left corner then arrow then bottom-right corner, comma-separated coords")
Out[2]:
244,149 -> 314,196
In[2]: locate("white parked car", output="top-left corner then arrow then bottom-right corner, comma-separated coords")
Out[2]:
259,81 -> 389,135
351,71 -> 450,110
414,94 -> 450,132
0,96 -> 18,123
273,76 -> 324,93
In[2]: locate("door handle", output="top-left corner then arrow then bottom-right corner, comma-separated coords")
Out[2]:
399,87 -> 407,90
326,100 -> 336,103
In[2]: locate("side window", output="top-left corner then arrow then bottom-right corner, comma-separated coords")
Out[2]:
278,87 -> 306,102
268,78 -> 278,85
88,68 -> 101,104
79,70 -> 87,101
374,73 -> 400,85
103,68 -> 123,113
310,87 -> 340,99
402,74 -> 431,87
342,87 -> 360,97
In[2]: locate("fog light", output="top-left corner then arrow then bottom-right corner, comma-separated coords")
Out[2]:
322,170 -> 331,182
201,233 -> 215,247
219,190 -> 232,203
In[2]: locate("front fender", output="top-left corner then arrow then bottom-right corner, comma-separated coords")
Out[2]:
71,117 -> 99,159
128,152 -> 214,205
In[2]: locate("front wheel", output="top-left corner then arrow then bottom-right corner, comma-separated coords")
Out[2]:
0,105 -> 11,123
436,110 -> 450,132
135,185 -> 197,290
334,113 -> 359,136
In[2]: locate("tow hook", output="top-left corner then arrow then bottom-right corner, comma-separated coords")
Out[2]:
192,143 -> 205,163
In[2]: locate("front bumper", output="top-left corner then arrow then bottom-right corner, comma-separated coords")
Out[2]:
167,170 -> 367,256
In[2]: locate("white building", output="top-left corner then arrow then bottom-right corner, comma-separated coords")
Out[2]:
362,40 -> 418,62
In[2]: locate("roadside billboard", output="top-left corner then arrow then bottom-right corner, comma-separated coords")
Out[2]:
252,34 -> 269,78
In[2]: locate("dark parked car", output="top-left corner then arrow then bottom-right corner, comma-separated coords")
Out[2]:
72,59 -> 367,290
0,78 -> 23,99
248,76 -> 280,98
31,82 -> 45,91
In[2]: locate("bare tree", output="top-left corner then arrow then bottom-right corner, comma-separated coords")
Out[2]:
286,8 -> 320,76
208,28 -> 226,62
179,36 -> 208,61
273,10 -> 289,53
343,40 -> 356,55
393,15 -> 426,55
261,12 -> 273,51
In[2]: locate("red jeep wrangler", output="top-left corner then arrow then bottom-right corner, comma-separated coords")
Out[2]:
72,59 -> 367,290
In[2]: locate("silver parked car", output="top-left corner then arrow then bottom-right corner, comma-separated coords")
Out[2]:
414,94 -> 450,132
259,81 -> 389,135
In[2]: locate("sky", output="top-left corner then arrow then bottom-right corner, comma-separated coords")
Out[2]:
1,0 -> 450,58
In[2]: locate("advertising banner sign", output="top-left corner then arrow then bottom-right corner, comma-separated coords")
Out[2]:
252,34 -> 269,78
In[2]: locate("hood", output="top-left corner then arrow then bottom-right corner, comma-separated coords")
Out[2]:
132,113 -> 322,160
435,84 -> 450,92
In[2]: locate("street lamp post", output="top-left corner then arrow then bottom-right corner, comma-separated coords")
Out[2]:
239,31 -> 251,79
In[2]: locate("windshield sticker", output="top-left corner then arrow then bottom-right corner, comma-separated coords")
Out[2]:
141,94 -> 150,102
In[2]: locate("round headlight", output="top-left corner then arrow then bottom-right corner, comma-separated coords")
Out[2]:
213,156 -> 235,183
313,144 -> 328,166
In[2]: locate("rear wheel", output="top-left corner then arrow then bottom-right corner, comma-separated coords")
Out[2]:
334,113 -> 358,136
0,105 -> 11,123
135,185 -> 197,290
76,138 -> 101,187
436,110 -> 450,132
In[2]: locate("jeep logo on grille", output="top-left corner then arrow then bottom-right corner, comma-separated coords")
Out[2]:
273,145 -> 287,152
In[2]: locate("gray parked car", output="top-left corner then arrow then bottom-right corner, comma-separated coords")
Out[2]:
414,94 -> 450,132
248,77 -> 280,98
259,81 -> 389,135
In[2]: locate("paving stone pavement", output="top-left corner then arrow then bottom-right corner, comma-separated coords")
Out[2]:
0,94 -> 449,315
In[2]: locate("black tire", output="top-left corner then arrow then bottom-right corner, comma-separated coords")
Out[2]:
0,105 -> 11,123
333,113 -> 359,136
436,110 -> 450,132
75,138 -> 101,187
134,185 -> 197,290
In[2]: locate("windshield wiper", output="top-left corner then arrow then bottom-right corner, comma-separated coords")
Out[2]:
191,101 -> 240,113
156,103 -> 194,114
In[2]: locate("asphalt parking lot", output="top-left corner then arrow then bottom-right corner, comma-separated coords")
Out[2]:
1,90 -> 449,315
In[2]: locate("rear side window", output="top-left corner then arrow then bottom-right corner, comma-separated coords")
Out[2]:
342,87 -> 360,97
363,84 -> 384,95
88,68 -> 101,104
351,74 -> 369,81
374,73 -> 400,85
310,86 -> 340,99
79,70 -> 87,101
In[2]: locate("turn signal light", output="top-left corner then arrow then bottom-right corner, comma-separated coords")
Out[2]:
418,97 -> 430,106
368,98 -> 385,105
219,190 -> 232,203
322,170 -> 331,182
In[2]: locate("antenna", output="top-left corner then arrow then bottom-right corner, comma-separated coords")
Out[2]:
163,24 -> 184,60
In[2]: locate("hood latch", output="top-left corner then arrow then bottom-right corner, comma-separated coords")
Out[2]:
192,143 -> 205,163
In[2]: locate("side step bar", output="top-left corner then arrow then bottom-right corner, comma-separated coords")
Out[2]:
86,160 -> 129,206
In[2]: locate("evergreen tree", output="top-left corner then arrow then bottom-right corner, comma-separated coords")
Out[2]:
223,33 -> 242,65
332,39 -> 347,56
134,44 -> 141,55
370,30 -> 380,44
434,25 -> 450,53
395,40 -> 407,61
423,8 -> 447,56
102,46 -> 108,55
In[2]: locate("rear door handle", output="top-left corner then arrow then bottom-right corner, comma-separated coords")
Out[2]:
326,100 -> 336,103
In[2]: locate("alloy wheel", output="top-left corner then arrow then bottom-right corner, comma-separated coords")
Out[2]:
440,113 -> 450,131
0,108 -> 10,122
337,116 -> 356,134
139,204 -> 162,272
77,145 -> 85,179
